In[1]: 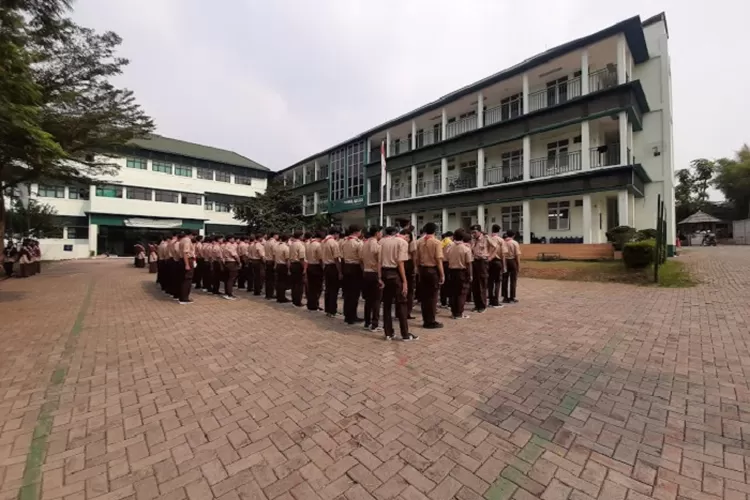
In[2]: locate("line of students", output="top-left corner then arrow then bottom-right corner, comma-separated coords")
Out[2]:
143,223 -> 521,342
2,239 -> 42,278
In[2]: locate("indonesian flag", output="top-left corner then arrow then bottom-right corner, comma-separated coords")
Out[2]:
380,140 -> 386,188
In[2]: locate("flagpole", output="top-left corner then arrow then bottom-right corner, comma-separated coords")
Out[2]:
379,140 -> 386,227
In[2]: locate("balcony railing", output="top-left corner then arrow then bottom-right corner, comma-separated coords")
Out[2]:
484,106 -> 502,127
485,161 -> 524,186
446,115 -> 478,139
446,174 -> 477,192
415,179 -> 442,197
590,144 -> 621,168
528,76 -> 583,113
390,185 -> 409,201
390,139 -> 411,156
529,151 -> 582,179
588,65 -> 618,93
416,129 -> 440,148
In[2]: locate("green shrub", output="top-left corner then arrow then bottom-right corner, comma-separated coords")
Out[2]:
622,239 -> 655,269
635,228 -> 658,241
606,225 -> 636,251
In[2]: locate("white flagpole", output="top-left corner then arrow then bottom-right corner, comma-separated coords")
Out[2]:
379,140 -> 386,227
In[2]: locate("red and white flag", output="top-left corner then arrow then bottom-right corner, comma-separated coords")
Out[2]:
380,140 -> 386,188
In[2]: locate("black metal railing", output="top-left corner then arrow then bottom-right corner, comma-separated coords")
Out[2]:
529,151 -> 582,179
590,144 -> 621,168
485,161 -> 524,186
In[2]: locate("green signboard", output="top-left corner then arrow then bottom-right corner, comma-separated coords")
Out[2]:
328,196 -> 365,214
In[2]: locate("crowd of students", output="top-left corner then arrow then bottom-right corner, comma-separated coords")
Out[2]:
139,223 -> 521,341
2,239 -> 42,278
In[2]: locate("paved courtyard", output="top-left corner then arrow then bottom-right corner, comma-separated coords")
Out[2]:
1,247 -> 750,500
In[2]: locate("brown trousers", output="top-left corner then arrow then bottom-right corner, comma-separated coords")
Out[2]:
450,269 -> 471,317
224,261 -> 238,296
362,271 -> 382,328
290,261 -> 304,306
418,266 -> 440,325
323,264 -> 340,315
342,263 -> 362,322
265,261 -> 276,299
180,267 -> 194,302
276,263 -> 289,302
503,259 -> 519,300
382,268 -> 409,338
306,264 -> 323,310
488,258 -> 504,306
471,259 -> 489,310
252,260 -> 264,295
404,260 -> 416,317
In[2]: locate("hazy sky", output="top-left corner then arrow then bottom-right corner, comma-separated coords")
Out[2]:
72,0 -> 749,174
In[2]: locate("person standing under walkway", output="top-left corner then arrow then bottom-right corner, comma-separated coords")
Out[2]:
487,224 -> 505,309
341,225 -> 364,324
322,228 -> 342,318
502,230 -> 521,303
379,226 -> 417,341
416,222 -> 445,329
361,226 -> 382,332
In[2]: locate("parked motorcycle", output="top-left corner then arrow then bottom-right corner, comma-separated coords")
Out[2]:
702,232 -> 717,246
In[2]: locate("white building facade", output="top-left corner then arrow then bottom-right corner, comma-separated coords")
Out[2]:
23,135 -> 269,260
280,13 -> 675,255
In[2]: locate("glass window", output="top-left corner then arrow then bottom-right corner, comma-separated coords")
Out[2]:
235,175 -> 252,186
127,187 -> 152,200
37,185 -> 65,198
215,171 -> 231,183
500,93 -> 523,121
126,158 -> 147,170
42,227 -> 64,239
152,161 -> 172,174
197,168 -> 214,180
95,185 -> 123,198
68,187 -> 90,200
181,193 -> 202,205
154,190 -> 178,203
175,166 -> 192,177
67,227 -> 89,239
215,202 -> 231,213
205,201 -> 214,211
501,205 -> 523,232
547,201 -> 570,230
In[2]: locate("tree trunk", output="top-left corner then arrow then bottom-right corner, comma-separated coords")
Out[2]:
0,189 -> 6,242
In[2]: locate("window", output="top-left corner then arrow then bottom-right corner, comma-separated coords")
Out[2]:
175,166 -> 192,177
96,185 -> 123,198
152,161 -> 173,174
546,76 -> 569,106
68,187 -> 89,200
330,148 -> 345,201
37,185 -> 65,198
547,140 -> 570,170
67,227 -> 89,239
548,201 -> 570,230
42,227 -> 64,239
181,193 -> 202,205
346,141 -> 365,198
501,205 -> 523,232
215,202 -> 231,212
235,175 -> 252,186
126,158 -> 147,170
215,171 -> 231,183
127,187 -> 152,201
501,93 -> 523,121
197,168 -> 214,180
154,190 -> 178,203
205,201 -> 214,211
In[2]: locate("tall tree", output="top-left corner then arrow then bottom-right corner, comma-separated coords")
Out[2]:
4,197 -> 59,238
233,180 -> 306,234
690,159 -> 715,206
0,0 -> 154,238
713,144 -> 750,219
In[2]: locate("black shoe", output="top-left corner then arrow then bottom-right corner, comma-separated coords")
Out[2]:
511,299 -> 519,303
423,322 -> 444,329
502,298 -> 511,303
402,334 -> 419,341
407,315 -> 416,320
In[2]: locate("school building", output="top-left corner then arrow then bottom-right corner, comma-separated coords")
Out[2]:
277,13 -> 675,259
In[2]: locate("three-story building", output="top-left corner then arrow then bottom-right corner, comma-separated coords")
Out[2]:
279,13 -> 675,257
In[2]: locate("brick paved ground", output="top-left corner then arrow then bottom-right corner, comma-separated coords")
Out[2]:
1,247 -> 750,500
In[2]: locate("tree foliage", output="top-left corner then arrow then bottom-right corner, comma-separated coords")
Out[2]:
4,197 -> 59,238
713,144 -> 750,219
674,158 -> 716,222
233,180 -> 306,234
0,0 -> 154,237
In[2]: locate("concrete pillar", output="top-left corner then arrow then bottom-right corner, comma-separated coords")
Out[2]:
618,111 -> 628,165
313,192 -> 319,214
409,165 -> 417,198
582,194 -> 592,243
581,49 -> 589,95
617,35 -> 627,84
441,109 -> 447,141
522,201 -> 531,244
442,208 -> 449,233
522,136 -> 531,180
617,190 -> 629,227
477,148 -> 485,187
477,204 -> 485,231
410,213 -> 417,229
367,178 -> 372,204
302,194 -> 307,215
302,164 -> 307,184
314,160 -> 319,180
386,130 -> 392,157
522,73 -> 529,114
292,169 -> 296,185
411,121 -> 417,150
440,158 -> 448,194
581,121 -> 590,170
386,171 -> 392,201
477,92 -> 484,128
88,223 -> 98,256
386,215 -> 392,227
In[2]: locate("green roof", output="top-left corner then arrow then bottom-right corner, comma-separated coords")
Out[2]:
127,134 -> 269,171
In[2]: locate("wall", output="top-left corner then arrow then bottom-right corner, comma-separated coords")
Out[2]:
39,238 -> 90,260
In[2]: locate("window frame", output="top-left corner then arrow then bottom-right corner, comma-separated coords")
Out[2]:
95,185 -> 123,198
547,201 -> 571,231
234,175 -> 253,186
154,190 -> 179,203
181,193 -> 202,205
66,227 -> 89,240
126,158 -> 147,170
152,161 -> 173,174
37,185 -> 65,198
174,165 -> 193,177
215,171 -> 231,183
197,168 -> 214,180
126,187 -> 153,201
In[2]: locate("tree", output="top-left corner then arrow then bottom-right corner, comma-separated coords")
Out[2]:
233,180 -> 306,234
691,159 -> 715,206
4,197 -> 59,238
713,144 -> 750,219
0,0 -> 154,238
674,159 -> 717,222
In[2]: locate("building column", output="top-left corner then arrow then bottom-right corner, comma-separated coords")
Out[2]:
581,49 -> 589,95
367,178 -> 372,204
477,148 -> 485,187
522,73 -> 529,114
410,213 -> 417,229
314,160 -> 319,180
386,215 -> 392,227
411,121 -> 417,150
617,190 -> 629,227
440,158 -> 448,194
292,169 -> 297,186
477,204 -> 485,231
522,136 -> 531,180
302,194 -> 307,216
581,121 -> 590,170
617,35 -> 627,84
313,192 -> 319,215
386,171 -> 392,201
302,165 -> 307,184
442,208 -> 448,233
477,92 -> 484,128
582,194 -> 592,243
385,130 -> 392,157
618,111 -> 628,165
410,165 -> 417,198
522,201 -> 531,244
441,109 -> 447,141
88,222 -> 98,256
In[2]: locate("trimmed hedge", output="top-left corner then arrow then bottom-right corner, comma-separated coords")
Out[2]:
606,225 -> 636,251
623,239 -> 656,269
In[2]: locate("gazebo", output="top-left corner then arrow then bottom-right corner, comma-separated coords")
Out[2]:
678,210 -> 722,245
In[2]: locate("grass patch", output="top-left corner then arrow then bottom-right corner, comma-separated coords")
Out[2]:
520,259 -> 697,287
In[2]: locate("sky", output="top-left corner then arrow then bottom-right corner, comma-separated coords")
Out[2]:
71,0 -> 750,175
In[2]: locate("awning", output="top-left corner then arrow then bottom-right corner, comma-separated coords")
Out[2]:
124,217 -> 183,229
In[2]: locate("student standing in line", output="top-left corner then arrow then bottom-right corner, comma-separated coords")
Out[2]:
264,232 -> 278,300
379,226 -> 417,341
306,230 -> 325,312
245,235 -> 256,293
222,235 -> 240,300
211,236 -> 225,295
439,232 -> 454,309
321,228 -> 342,318
486,224 -> 505,309
237,236 -> 249,290
169,233 -> 181,300
470,225 -> 489,313
252,234 -> 266,296
502,230 -> 521,303
360,225 -> 383,332
148,243 -> 158,274
449,230 -> 473,319
341,225 -> 364,324
178,231 -> 195,304
289,231 -> 307,307
400,229 -> 417,319
275,234 -> 291,303
415,222 -> 445,329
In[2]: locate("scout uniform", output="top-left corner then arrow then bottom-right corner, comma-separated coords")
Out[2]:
264,237 -> 278,300
486,232 -> 505,307
321,235 -> 342,317
274,239 -> 291,303
341,235 -> 363,324
440,236 -> 454,307
448,239 -> 473,318
252,238 -> 266,296
169,237 -> 181,299
379,234 -> 414,340
211,240 -> 224,295
415,234 -> 444,328
470,231 -> 489,311
222,240 -> 240,299
405,235 -> 417,318
178,235 -> 195,303
360,237 -> 382,331
157,239 -> 168,289
288,237 -> 306,307
148,244 -> 158,274
305,237 -> 323,311
237,239 -> 249,290
502,237 -> 521,303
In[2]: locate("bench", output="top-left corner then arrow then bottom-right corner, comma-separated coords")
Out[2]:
537,252 -> 561,261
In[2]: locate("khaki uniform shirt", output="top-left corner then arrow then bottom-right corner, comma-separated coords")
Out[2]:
307,240 -> 322,265
158,241 -> 168,260
361,238 -> 380,273
487,234 -> 504,260
194,241 -> 203,259
448,243 -> 473,269
254,241 -> 265,260
504,239 -> 521,260
222,242 -> 239,262
264,239 -> 277,262
321,237 -> 341,265
471,233 -> 489,260
341,237 -> 362,264
275,242 -> 290,265
169,239 -> 180,261
380,236 -> 408,268
289,240 -> 306,262
212,243 -> 223,262
179,237 -> 194,262
415,235 -> 443,267
238,241 -> 249,259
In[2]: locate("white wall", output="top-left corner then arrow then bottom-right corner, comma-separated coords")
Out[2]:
39,239 -> 90,260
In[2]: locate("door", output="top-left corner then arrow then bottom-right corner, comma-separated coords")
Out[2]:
606,197 -> 619,230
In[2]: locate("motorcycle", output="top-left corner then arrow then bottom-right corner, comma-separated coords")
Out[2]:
701,233 -> 717,246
